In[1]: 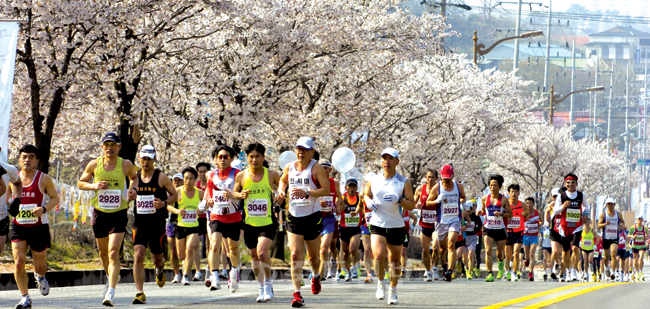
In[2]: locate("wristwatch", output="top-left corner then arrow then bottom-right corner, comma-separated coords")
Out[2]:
305,188 -> 310,198
43,208 -> 48,214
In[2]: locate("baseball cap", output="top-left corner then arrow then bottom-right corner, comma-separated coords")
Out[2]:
638,215 -> 644,220
551,188 -> 560,196
139,145 -> 156,159
605,197 -> 616,204
346,177 -> 359,186
172,173 -> 183,180
296,137 -> 316,150
380,147 -> 399,158
101,132 -> 121,144
319,159 -> 332,168
440,165 -> 454,179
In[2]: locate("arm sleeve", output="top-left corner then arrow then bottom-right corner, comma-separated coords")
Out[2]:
553,197 -> 563,215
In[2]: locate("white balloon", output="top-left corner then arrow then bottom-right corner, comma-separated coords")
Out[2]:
331,147 -> 356,173
278,151 -> 297,170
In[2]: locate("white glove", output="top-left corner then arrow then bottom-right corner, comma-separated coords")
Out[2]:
368,201 -> 379,212
435,195 -> 444,204
198,200 -> 207,212
382,194 -> 400,203
543,221 -> 549,229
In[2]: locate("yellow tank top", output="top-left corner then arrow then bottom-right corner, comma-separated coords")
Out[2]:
177,187 -> 200,228
581,228 -> 595,250
91,157 -> 128,213
243,168 -> 274,227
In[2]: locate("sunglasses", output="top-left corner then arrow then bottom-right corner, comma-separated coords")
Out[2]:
565,181 -> 577,184
103,142 -> 118,147
347,184 -> 358,187
218,155 -> 231,160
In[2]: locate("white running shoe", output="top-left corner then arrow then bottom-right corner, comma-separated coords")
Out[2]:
345,271 -> 352,282
193,271 -> 203,281
37,276 -> 50,296
376,281 -> 387,300
351,266 -> 359,279
15,296 -> 31,309
433,268 -> 440,281
102,289 -> 115,307
256,287 -> 265,302
171,274 -> 182,283
182,276 -> 190,286
210,277 -> 221,291
424,271 -> 433,282
263,282 -> 274,301
388,289 -> 398,305
220,269 -> 229,279
229,269 -> 239,293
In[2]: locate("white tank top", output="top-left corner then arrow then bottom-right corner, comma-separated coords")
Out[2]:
211,169 -> 240,216
603,210 -> 619,240
288,159 -> 319,217
369,172 -> 406,229
438,181 -> 461,224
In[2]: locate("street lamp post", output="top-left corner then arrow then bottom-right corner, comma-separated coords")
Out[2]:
473,30 -> 544,65
549,85 -> 605,125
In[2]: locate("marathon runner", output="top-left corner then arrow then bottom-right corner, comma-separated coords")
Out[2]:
361,196 -> 375,283
552,174 -> 588,282
426,165 -> 468,282
317,159 -> 342,282
629,215 -> 648,282
522,197 -> 540,281
616,227 -> 630,281
172,167 -> 204,285
479,174 -> 512,282
505,184 -> 526,281
580,218 -> 599,282
0,145 -> 22,257
132,146 -> 177,304
168,174 -> 184,283
338,177 -> 363,281
201,145 -> 243,292
234,143 -> 280,302
464,199 -> 482,280
414,169 -> 439,282
9,145 -> 58,309
277,137 -> 330,308
195,162 -> 211,280
78,133 -> 138,306
540,222 -> 552,280
364,148 -> 415,305
598,197 -> 625,281
545,187 -> 562,280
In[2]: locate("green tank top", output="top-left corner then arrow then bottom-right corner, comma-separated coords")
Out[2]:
91,156 -> 128,213
243,168 -> 273,227
581,229 -> 595,250
177,187 -> 200,228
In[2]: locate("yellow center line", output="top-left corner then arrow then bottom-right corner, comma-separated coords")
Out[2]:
521,282 -> 628,309
479,283 -> 595,309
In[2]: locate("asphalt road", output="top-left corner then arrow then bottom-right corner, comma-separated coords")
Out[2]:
0,268 -> 647,309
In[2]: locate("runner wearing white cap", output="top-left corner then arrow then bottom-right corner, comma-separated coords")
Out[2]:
277,137 -> 330,308
598,197 -> 625,281
364,147 -> 415,305
426,165 -> 468,282
132,145 -> 178,304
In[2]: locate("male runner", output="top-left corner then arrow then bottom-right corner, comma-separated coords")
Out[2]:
522,197 -> 540,281
339,177 -> 363,281
202,145 -> 243,292
505,184 -> 526,281
168,174 -> 184,283
426,165 -> 468,282
317,159 -> 342,282
234,143 -> 280,302
598,197 -> 625,281
552,174 -> 588,282
479,174 -> 512,282
629,216 -> 648,281
277,137 -> 330,308
364,148 -> 415,305
10,145 -> 58,309
414,169 -> 439,281
0,145 -> 22,256
78,133 -> 138,306
464,199 -> 482,280
132,145 -> 177,304
544,187 -> 562,280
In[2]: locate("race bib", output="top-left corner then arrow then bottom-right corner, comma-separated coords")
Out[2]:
635,234 -> 645,243
582,239 -> 593,247
320,196 -> 334,212
605,226 -> 618,239
466,221 -> 476,232
136,195 -> 155,214
247,199 -> 269,217
525,222 -> 539,234
289,186 -> 311,208
17,204 -> 38,225
441,203 -> 459,219
181,209 -> 198,224
566,208 -> 580,223
345,213 -> 360,225
507,217 -> 521,229
212,190 -> 231,208
486,216 -> 502,229
422,210 -> 437,224
97,189 -> 122,210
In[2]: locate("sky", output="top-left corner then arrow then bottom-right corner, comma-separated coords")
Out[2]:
462,0 -> 649,17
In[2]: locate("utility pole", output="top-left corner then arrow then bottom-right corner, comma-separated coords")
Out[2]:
543,0 -> 552,93
593,58 -> 599,142
607,60 -> 614,150
513,0 -> 523,73
626,61 -> 630,159
570,36 -> 576,126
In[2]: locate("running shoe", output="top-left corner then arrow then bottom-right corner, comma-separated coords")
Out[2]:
351,267 -> 359,279
424,271 -> 433,282
528,273 -> 534,281
473,267 -> 480,278
15,296 -> 31,309
517,271 -> 522,280
444,270 -> 452,282
156,271 -> 166,288
497,261 -> 505,279
182,276 -> 190,286
543,273 -> 548,281
311,275 -> 321,294
264,282 -> 274,301
466,269 -> 473,280
442,263 -> 448,273
256,287 -> 265,303
36,276 -> 50,296
133,292 -> 146,304
291,291 -> 304,308
210,277 -> 221,291
193,271 -> 203,281
387,289 -> 398,305
365,274 -> 374,283
592,273 -> 597,282
451,271 -> 457,279
338,269 -> 346,280
345,272 -> 351,282
485,273 -> 495,282
171,274 -> 182,283
550,273 -> 558,280
433,268 -> 440,281
220,269 -> 229,279
103,289 -> 115,307
505,271 -> 512,281
228,269 -> 239,293
376,281 -> 387,300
